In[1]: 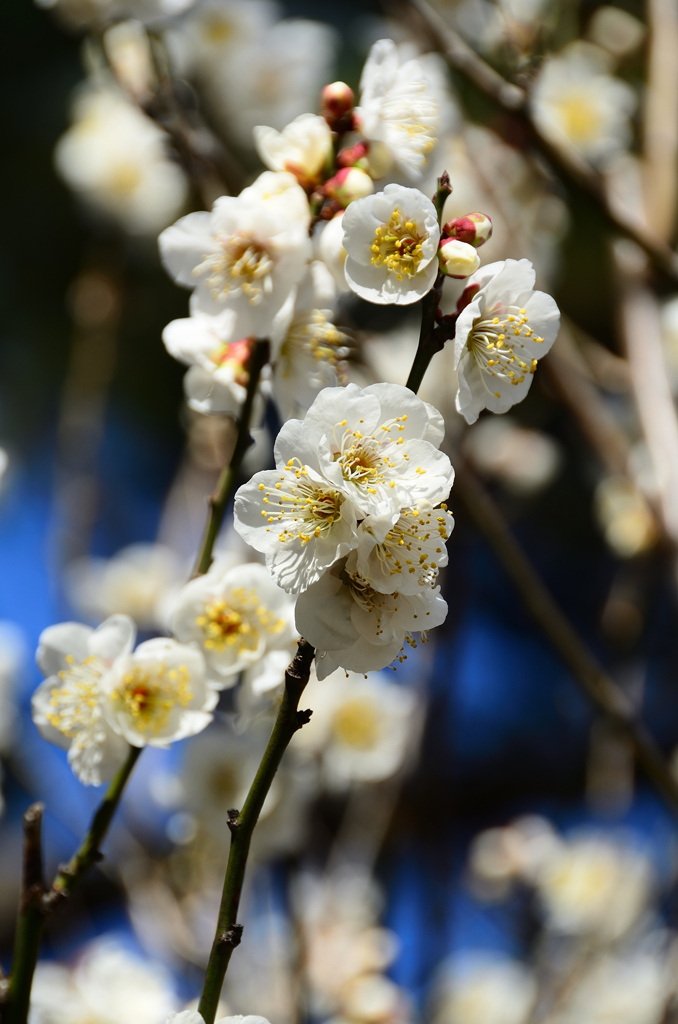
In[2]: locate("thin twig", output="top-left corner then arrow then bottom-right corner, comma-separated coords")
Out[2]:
198,639 -> 316,1024
643,0 -> 678,240
394,0 -> 678,285
193,338 -> 270,577
5,748 -> 141,1024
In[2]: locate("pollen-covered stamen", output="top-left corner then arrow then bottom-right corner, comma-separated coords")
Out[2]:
259,468 -> 346,545
45,655 -> 105,737
368,505 -> 451,586
209,336 -> 254,385
330,416 -> 411,497
110,662 -> 193,734
195,589 -> 285,651
342,570 -> 399,638
370,206 -> 425,280
279,311 -> 349,378
196,233 -> 275,306
468,304 -> 542,398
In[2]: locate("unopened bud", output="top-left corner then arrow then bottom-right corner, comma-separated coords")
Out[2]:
321,81 -> 355,123
438,238 -> 481,279
456,282 -> 481,313
325,166 -> 374,207
337,139 -> 392,180
443,212 -> 493,248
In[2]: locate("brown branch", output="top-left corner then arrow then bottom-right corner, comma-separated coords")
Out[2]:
394,0 -> 678,286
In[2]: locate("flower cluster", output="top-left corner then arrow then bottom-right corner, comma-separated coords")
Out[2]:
234,382 -> 454,678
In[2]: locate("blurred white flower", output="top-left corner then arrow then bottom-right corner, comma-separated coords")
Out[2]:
254,113 -> 333,187
65,543 -> 184,632
356,38 -> 440,179
0,620 -> 25,756
660,295 -> 678,395
169,560 -> 296,689
462,416 -> 562,494
587,6 -> 646,60
534,832 -> 654,940
594,476 -> 657,558
55,82 -> 188,234
468,816 -> 561,897
168,1012 -> 270,1024
342,185 -> 440,305
294,669 -> 418,789
296,557 -> 447,679
454,259 -> 560,424
531,42 -> 636,165
314,213 -> 350,295
29,936 -> 176,1024
36,0 -> 196,30
32,615 -> 135,786
102,637 -> 216,747
159,177 -> 311,335
431,954 -> 536,1024
168,0 -> 278,75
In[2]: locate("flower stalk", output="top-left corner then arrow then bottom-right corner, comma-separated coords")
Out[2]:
193,338 -> 270,577
198,638 -> 316,1024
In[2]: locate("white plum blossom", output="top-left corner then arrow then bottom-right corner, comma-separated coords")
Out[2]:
162,302 -> 255,416
36,0 -> 197,31
65,543 -> 183,631
168,1013 -> 271,1024
29,937 -> 177,1024
254,113 -> 333,186
295,669 -> 418,788
102,638 -> 216,747
295,556 -> 448,679
454,259 -> 560,424
169,560 -> 297,689
239,170 -> 311,227
55,82 -> 188,235
158,176 -> 312,334
431,955 -> 536,1024
355,39 -> 441,179
342,185 -> 441,305
31,615 -> 135,786
531,42 -> 636,165
350,501 -> 454,596
314,213 -> 350,294
234,383 -> 453,596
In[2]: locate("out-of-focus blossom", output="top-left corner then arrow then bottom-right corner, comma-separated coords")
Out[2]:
103,20 -> 154,103
326,167 -> 376,207
355,39 -> 441,180
549,941 -> 678,1024
103,638 -> 216,747
65,543 -> 184,632
594,476 -> 658,558
35,0 -> 196,30
32,615 -> 135,786
168,1010 -> 271,1024
462,417 -> 562,494
314,214 -> 350,294
296,557 -> 447,680
660,295 -> 678,395
533,832 -> 654,940
454,259 -> 560,424
531,43 -> 636,166
159,174 -> 311,335
55,82 -> 188,234
169,560 -> 296,690
272,304 -> 349,422
294,669 -> 418,789
0,620 -> 25,756
431,955 -> 536,1024
29,936 -> 176,1024
342,185 -> 441,305
587,5 -> 646,60
254,113 -> 333,187
168,0 -> 277,74
468,816 -> 562,898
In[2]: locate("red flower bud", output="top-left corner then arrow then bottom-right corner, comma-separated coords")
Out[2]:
443,212 -> 493,248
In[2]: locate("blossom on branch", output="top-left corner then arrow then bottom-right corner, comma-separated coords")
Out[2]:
454,259 -> 560,424
254,113 -> 333,187
32,615 -> 135,786
342,185 -> 440,305
169,560 -> 297,690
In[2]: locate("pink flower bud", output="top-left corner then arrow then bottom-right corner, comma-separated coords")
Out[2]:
438,238 -> 481,279
325,166 -> 374,207
338,142 -> 369,168
456,282 -> 481,313
321,81 -> 355,124
443,212 -> 493,248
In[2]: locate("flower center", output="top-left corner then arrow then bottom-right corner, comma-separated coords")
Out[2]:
370,206 -> 425,280
210,336 -> 254,386
260,466 -> 346,545
369,506 -> 449,586
196,590 -> 285,651
111,663 -> 193,734
468,305 -> 542,398
197,235 -> 274,306
46,655 -> 104,738
279,311 -> 348,379
332,697 -> 380,750
554,93 -> 603,145
330,416 -> 411,497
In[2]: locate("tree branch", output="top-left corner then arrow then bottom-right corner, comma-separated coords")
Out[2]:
198,639 -> 316,1024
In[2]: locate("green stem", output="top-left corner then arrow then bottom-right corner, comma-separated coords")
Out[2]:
198,640 -> 316,1024
5,747 -> 141,1024
193,338 -> 270,577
